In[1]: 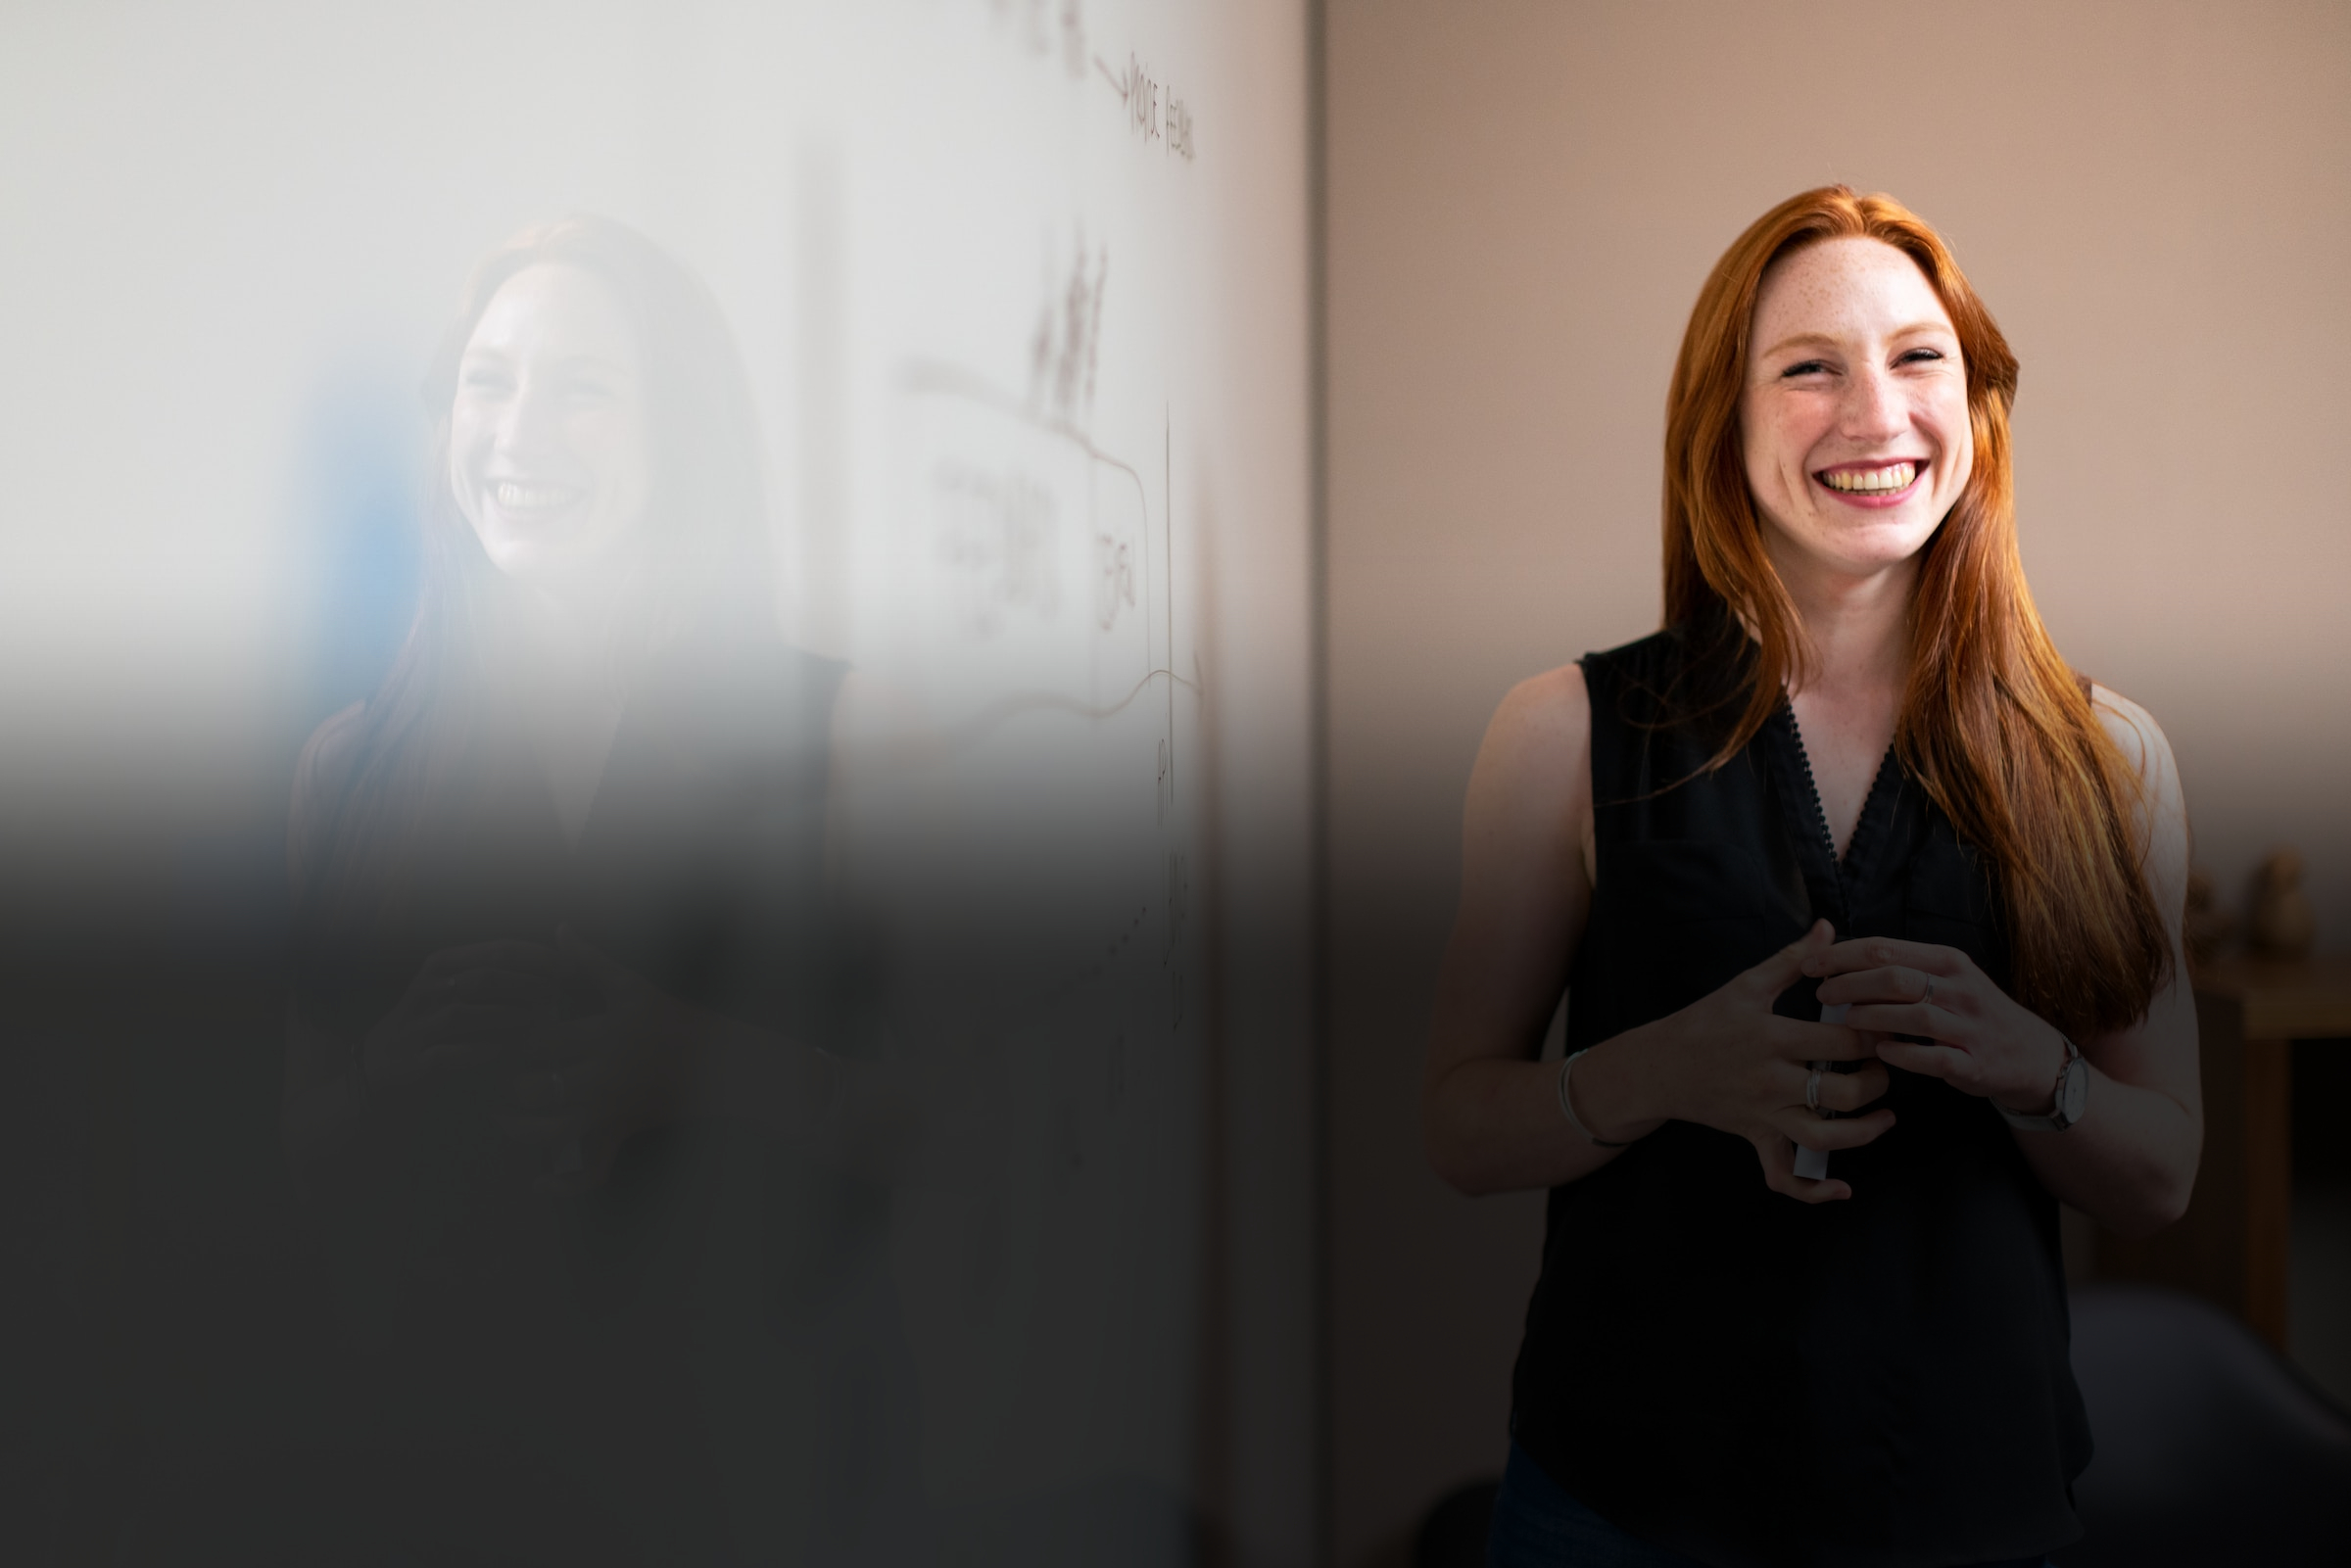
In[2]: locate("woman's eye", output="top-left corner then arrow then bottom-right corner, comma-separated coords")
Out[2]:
1897,348 -> 1946,365
1781,359 -> 1830,378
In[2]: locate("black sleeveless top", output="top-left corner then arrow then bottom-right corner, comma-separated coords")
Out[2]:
292,634 -> 918,1565
1507,622 -> 2090,1568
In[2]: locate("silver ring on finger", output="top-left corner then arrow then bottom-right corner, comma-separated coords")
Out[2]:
1805,1065 -> 1825,1115
1923,974 -> 1935,1006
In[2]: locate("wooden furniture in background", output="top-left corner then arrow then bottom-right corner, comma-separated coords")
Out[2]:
2097,954 -> 2351,1350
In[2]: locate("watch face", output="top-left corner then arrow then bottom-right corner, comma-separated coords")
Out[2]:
2058,1057 -> 2089,1125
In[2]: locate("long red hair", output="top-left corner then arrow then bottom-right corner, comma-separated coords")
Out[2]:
1662,186 -> 2167,1039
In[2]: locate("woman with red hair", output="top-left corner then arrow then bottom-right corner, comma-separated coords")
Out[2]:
282,218 -> 920,1564
1424,188 -> 2198,1565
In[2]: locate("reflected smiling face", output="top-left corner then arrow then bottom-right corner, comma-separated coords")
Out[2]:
449,262 -> 652,588
1741,236 -> 1972,586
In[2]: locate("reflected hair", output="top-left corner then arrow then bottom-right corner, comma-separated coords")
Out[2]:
1662,186 -> 2167,1039
298,216 -> 775,925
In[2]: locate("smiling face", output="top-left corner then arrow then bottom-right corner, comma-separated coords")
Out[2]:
448,262 -> 652,591
1741,236 -> 1972,588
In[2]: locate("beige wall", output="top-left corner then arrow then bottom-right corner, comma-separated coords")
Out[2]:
1323,2 -> 2351,1561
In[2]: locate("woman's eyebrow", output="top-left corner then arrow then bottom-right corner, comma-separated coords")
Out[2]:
1755,331 -> 1840,359
549,354 -> 636,376
457,347 -> 633,374
1756,321 -> 1953,359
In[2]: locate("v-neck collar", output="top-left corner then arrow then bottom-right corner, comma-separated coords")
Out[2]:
539,703 -> 627,855
1764,698 -> 1901,927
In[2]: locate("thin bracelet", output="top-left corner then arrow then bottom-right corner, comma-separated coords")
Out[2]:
1558,1048 -> 1634,1149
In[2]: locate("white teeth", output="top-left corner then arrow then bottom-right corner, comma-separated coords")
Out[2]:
1822,462 -> 1916,494
495,481 -> 575,509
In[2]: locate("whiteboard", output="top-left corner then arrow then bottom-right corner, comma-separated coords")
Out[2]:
0,1 -> 1317,1562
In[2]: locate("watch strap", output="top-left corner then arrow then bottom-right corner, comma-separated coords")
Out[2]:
1998,1034 -> 2084,1132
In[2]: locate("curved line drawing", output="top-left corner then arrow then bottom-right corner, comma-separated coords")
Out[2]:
940,663 -> 1201,754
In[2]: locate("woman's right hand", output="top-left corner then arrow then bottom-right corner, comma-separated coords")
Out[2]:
1428,672 -> 1892,1201
359,940 -> 568,1101
1571,920 -> 1895,1201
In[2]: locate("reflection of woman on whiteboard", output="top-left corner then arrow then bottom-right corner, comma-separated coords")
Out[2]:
1424,189 -> 2198,1564
283,217 -> 921,1562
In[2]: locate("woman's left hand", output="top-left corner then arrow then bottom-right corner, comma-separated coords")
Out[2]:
1804,936 -> 2070,1116
505,928 -> 712,1192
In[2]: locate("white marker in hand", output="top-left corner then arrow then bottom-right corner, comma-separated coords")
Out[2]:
1794,1003 -> 1849,1181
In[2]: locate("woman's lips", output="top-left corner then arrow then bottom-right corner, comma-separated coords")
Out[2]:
489,479 -> 585,516
1813,460 -> 1923,508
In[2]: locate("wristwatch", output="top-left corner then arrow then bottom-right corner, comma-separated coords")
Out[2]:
1999,1034 -> 2087,1132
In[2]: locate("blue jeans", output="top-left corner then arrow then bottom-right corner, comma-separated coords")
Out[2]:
1485,1443 -> 2052,1568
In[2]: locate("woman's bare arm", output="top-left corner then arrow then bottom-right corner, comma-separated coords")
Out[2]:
1810,687 -> 2202,1235
1425,665 -> 1892,1201
2007,689 -> 2201,1234
513,667 -> 943,1190
1421,664 -> 1625,1196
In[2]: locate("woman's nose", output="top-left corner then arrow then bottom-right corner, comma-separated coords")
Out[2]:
495,378 -> 566,455
1839,363 -> 1906,443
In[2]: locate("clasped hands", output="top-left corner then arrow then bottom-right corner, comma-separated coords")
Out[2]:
1578,919 -> 2074,1203
360,930 -> 714,1193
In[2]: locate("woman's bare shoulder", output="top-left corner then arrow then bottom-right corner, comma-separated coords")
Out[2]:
1484,662 -> 1591,762
1466,662 -> 1593,834
2087,682 -> 2187,885
2087,683 -> 2179,794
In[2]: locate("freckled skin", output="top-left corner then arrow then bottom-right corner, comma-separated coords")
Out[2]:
1742,237 -> 1974,590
